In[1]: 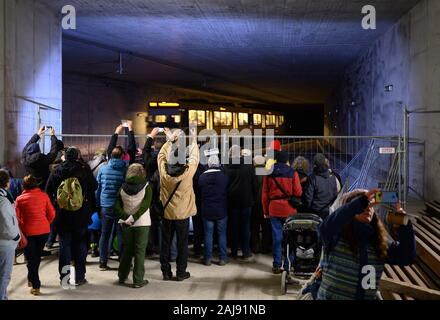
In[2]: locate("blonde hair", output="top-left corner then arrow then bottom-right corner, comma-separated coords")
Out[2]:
292,156 -> 310,172
126,163 -> 146,179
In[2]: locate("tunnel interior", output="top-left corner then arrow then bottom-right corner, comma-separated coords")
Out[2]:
1,0 -> 439,201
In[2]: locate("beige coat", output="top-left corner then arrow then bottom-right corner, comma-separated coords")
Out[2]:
158,140 -> 200,220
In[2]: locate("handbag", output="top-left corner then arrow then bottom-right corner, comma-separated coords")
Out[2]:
269,175 -> 303,208
157,181 -> 182,218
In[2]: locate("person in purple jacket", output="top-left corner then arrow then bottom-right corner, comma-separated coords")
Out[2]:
198,155 -> 229,266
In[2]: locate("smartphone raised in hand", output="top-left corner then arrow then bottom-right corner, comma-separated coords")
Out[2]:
375,191 -> 399,204
121,120 -> 129,128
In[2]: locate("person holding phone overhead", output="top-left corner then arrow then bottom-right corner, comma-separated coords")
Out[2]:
107,122 -> 137,166
22,127 -> 63,189
317,189 -> 416,300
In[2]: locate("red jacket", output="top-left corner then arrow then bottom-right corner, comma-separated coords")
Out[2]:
15,188 -> 56,236
262,164 -> 302,218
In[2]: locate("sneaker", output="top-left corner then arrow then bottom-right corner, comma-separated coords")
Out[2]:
99,263 -> 109,271
118,278 -> 127,285
218,260 -> 228,266
30,288 -> 41,296
272,267 -> 282,274
176,272 -> 191,281
163,273 -> 173,281
202,260 -> 212,266
133,280 -> 149,288
74,279 -> 88,286
241,254 -> 253,261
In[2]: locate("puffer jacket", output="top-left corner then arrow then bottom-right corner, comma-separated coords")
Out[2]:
262,162 -> 302,218
96,159 -> 127,209
158,140 -> 199,220
114,176 -> 152,227
0,188 -> 20,250
22,134 -> 60,189
46,160 -> 98,232
15,188 -> 55,236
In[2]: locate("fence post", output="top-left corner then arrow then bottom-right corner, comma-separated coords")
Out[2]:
402,105 -> 409,209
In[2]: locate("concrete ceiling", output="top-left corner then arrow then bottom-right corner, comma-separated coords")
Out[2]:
43,0 -> 420,105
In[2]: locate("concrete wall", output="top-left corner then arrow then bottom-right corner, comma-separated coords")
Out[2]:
0,0 -> 62,174
0,1 -> 5,165
326,0 -> 440,201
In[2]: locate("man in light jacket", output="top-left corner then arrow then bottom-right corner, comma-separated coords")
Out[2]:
158,128 -> 199,281
0,170 -> 20,300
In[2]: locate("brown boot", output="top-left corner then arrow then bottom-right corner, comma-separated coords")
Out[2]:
30,288 -> 41,296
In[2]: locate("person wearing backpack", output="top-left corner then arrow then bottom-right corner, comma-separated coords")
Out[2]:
0,170 -> 20,300
46,147 -> 98,286
15,175 -> 55,295
158,128 -> 199,281
96,147 -> 127,270
262,151 -> 302,274
114,164 -> 152,288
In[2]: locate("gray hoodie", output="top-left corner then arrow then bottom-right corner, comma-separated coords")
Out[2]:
0,188 -> 20,250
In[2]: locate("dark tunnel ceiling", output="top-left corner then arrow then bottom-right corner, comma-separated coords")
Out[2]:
44,0 -> 420,105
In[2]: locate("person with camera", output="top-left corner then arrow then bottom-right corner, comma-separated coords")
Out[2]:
0,170 -> 21,300
22,127 -> 63,189
262,151 -> 302,274
158,128 -> 199,281
46,147 -> 98,286
316,189 -> 416,300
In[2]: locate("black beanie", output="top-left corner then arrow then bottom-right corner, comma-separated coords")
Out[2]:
65,148 -> 79,161
275,151 -> 289,164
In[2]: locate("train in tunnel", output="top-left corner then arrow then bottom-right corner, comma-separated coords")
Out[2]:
146,101 -> 287,135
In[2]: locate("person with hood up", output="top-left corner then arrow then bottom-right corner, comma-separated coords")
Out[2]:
198,155 -> 229,266
262,151 -> 302,273
45,147 -> 97,286
304,153 -> 340,219
114,164 -> 152,288
0,170 -> 20,300
317,189 -> 416,300
22,127 -> 63,189
96,147 -> 128,270
224,145 -> 258,260
158,128 -> 199,281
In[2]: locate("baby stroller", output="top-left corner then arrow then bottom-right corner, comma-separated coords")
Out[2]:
281,213 -> 322,295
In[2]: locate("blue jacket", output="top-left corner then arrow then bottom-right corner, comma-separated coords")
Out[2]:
96,159 -> 127,209
199,168 -> 229,220
317,196 -> 416,300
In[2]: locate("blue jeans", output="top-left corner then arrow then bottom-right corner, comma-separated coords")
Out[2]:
0,247 -> 15,300
58,228 -> 88,282
99,208 -> 123,265
203,216 -> 228,262
230,207 -> 252,257
271,217 -> 294,270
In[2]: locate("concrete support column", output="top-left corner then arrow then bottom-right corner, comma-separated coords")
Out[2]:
0,0 -> 5,165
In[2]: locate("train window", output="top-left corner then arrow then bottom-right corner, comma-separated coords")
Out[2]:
279,115 -> 284,125
238,113 -> 249,126
253,114 -> 262,126
189,110 -> 205,126
155,115 -> 167,123
214,111 -> 232,126
172,115 -> 181,124
266,115 -> 276,126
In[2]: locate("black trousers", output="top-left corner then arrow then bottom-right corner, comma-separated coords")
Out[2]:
251,205 -> 272,254
24,234 -> 49,289
192,208 -> 204,255
160,218 -> 189,277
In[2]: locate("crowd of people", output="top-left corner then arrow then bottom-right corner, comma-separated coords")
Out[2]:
0,123 -> 416,300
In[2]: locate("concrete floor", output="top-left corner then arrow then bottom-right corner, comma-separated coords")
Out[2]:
8,251 -> 301,300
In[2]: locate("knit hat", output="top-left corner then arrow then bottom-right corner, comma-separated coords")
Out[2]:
65,147 -> 79,161
269,140 -> 281,152
26,143 -> 41,155
275,151 -> 289,164
208,155 -> 220,168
